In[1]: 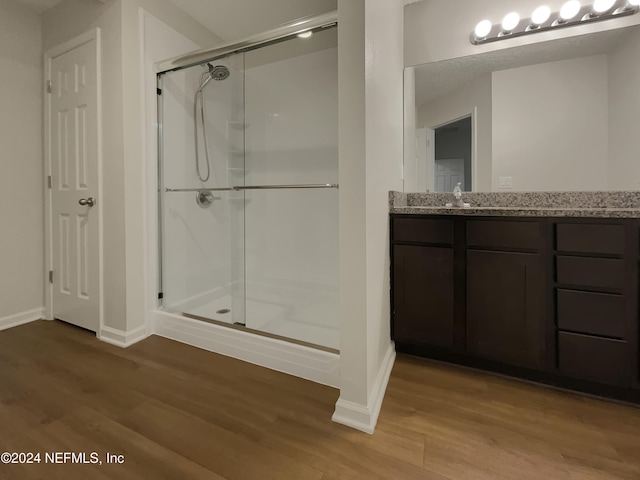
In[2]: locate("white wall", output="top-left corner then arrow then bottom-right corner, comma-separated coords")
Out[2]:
333,0 -> 403,433
608,27 -> 640,190
0,0 -> 43,326
418,74 -> 492,191
364,0 -> 404,413
492,55 -> 609,191
404,0 -> 640,67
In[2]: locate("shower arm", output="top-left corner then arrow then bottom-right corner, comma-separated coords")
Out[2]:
165,184 -> 339,193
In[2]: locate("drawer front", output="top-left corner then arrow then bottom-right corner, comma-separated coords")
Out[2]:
557,289 -> 626,338
393,217 -> 453,245
556,223 -> 625,255
558,332 -> 630,386
556,256 -> 625,290
467,220 -> 540,251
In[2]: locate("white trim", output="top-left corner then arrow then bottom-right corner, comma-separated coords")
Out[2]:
43,28 -> 104,335
153,310 -> 340,388
0,308 -> 45,332
332,342 -> 396,434
99,325 -> 149,348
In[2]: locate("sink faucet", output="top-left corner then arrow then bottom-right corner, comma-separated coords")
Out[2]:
453,182 -> 464,207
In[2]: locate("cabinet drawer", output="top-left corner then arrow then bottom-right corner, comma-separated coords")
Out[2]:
557,289 -> 626,338
556,223 -> 625,255
467,220 -> 540,250
556,256 -> 625,290
393,217 -> 453,245
558,332 -> 630,386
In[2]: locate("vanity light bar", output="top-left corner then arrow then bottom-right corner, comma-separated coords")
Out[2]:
471,0 -> 639,45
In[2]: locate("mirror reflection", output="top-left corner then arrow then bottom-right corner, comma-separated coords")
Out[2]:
404,24 -> 640,193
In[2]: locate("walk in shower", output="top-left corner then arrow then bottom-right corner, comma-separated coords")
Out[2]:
157,16 -> 339,350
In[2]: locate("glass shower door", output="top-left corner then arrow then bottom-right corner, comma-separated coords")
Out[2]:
159,52 -> 246,326
242,29 -> 339,349
158,25 -> 339,350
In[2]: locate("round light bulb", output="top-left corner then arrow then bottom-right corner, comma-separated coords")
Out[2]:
297,31 -> 313,39
593,0 -> 616,11
628,0 -> 639,5
560,0 -> 582,20
502,12 -> 521,31
474,19 -> 492,38
531,5 -> 552,25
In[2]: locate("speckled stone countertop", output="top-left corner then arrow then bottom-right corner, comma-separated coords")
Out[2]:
389,191 -> 640,218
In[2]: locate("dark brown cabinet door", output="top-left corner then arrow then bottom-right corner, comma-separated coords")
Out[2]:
393,245 -> 454,347
466,250 -> 545,370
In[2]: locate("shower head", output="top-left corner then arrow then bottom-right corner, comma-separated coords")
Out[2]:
210,65 -> 230,81
196,64 -> 230,94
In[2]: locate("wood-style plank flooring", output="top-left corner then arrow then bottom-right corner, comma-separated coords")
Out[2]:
0,320 -> 639,479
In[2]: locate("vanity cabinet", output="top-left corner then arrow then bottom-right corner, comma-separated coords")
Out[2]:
553,221 -> 638,388
393,245 -> 454,347
391,214 -> 640,403
391,218 -> 455,348
467,250 -> 544,370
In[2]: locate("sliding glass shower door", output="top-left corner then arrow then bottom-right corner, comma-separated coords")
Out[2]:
158,27 -> 338,350
160,51 -> 246,327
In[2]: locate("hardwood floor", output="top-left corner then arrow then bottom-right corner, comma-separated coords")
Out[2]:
0,320 -> 639,479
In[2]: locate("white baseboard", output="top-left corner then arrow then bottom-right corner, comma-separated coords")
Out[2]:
152,310 -> 340,388
99,325 -> 149,348
0,308 -> 45,332
332,341 -> 396,434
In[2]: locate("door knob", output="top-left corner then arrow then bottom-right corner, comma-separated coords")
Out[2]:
79,197 -> 96,207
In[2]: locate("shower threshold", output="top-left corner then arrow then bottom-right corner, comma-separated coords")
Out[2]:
182,312 -> 339,354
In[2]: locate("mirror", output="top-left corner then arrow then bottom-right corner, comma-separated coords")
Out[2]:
404,24 -> 640,193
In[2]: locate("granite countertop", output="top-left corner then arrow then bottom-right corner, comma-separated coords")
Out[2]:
391,206 -> 640,218
389,191 -> 640,218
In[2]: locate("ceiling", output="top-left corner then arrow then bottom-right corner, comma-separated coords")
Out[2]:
13,0 -> 338,41
13,0 -> 63,13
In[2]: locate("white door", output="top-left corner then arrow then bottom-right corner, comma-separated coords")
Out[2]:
48,35 -> 100,332
435,158 -> 464,193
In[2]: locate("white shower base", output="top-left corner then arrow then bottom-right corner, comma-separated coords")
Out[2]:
165,287 -> 339,350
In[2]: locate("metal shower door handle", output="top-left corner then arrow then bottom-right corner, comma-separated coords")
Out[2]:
79,197 -> 96,207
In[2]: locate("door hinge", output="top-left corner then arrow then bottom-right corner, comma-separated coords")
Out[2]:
157,87 -> 162,95
158,292 -> 164,300
49,271 -> 54,284
47,175 -> 52,189
46,80 -> 52,94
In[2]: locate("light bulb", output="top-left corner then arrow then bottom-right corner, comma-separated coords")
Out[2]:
297,31 -> 313,39
474,19 -> 492,38
593,0 -> 616,12
502,12 -> 521,32
531,5 -> 552,25
628,0 -> 640,5
560,0 -> 582,20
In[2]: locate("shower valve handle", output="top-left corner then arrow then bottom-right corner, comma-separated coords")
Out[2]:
79,197 -> 96,207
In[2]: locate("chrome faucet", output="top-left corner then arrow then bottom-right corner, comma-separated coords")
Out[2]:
453,182 -> 464,207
